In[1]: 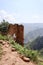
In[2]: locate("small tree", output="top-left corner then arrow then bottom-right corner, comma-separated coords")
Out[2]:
0,19 -> 9,35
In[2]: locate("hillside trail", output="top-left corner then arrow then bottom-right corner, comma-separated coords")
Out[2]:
0,41 -> 36,65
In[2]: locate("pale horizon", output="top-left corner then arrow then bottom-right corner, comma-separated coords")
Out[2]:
0,0 -> 43,23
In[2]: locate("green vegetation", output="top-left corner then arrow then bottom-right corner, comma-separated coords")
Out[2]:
37,52 -> 43,65
29,36 -> 43,50
0,34 -> 9,40
25,36 -> 43,50
39,48 -> 43,56
38,62 -> 43,65
0,19 -> 9,34
25,36 -> 43,65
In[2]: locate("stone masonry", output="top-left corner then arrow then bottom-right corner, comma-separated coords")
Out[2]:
8,24 -> 24,46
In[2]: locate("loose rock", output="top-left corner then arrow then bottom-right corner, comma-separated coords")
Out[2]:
19,54 -> 30,62
22,56 -> 30,62
11,48 -> 16,52
0,40 -> 3,43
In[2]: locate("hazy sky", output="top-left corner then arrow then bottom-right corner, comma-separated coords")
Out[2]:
23,23 -> 43,36
0,0 -> 43,23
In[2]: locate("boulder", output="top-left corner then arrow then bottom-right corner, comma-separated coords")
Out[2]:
0,40 -> 3,43
11,48 -> 16,52
2,41 -> 6,45
22,56 -> 30,62
19,54 -> 30,62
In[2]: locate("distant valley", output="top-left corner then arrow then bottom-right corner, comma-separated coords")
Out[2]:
24,28 -> 43,43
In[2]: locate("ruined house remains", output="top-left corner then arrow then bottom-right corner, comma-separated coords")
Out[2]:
8,24 -> 24,46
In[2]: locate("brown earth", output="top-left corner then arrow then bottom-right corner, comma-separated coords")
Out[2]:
0,40 -> 36,65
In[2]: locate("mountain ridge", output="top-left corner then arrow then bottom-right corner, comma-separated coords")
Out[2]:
24,28 -> 43,43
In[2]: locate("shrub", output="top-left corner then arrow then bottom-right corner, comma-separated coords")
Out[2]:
0,34 -> 9,41
0,19 -> 9,34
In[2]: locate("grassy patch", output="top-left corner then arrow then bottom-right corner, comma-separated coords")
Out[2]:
37,53 -> 43,65
10,40 -> 38,62
38,62 -> 43,65
0,34 -> 9,41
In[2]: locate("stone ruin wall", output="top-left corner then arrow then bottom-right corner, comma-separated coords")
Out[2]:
8,24 -> 24,46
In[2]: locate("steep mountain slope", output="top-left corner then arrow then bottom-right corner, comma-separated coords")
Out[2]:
26,36 -> 43,50
24,28 -> 43,43
30,36 -> 43,50
0,40 -> 35,65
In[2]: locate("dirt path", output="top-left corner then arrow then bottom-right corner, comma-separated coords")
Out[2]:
0,41 -> 35,65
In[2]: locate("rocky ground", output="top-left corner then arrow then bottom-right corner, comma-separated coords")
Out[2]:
0,40 -> 36,65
